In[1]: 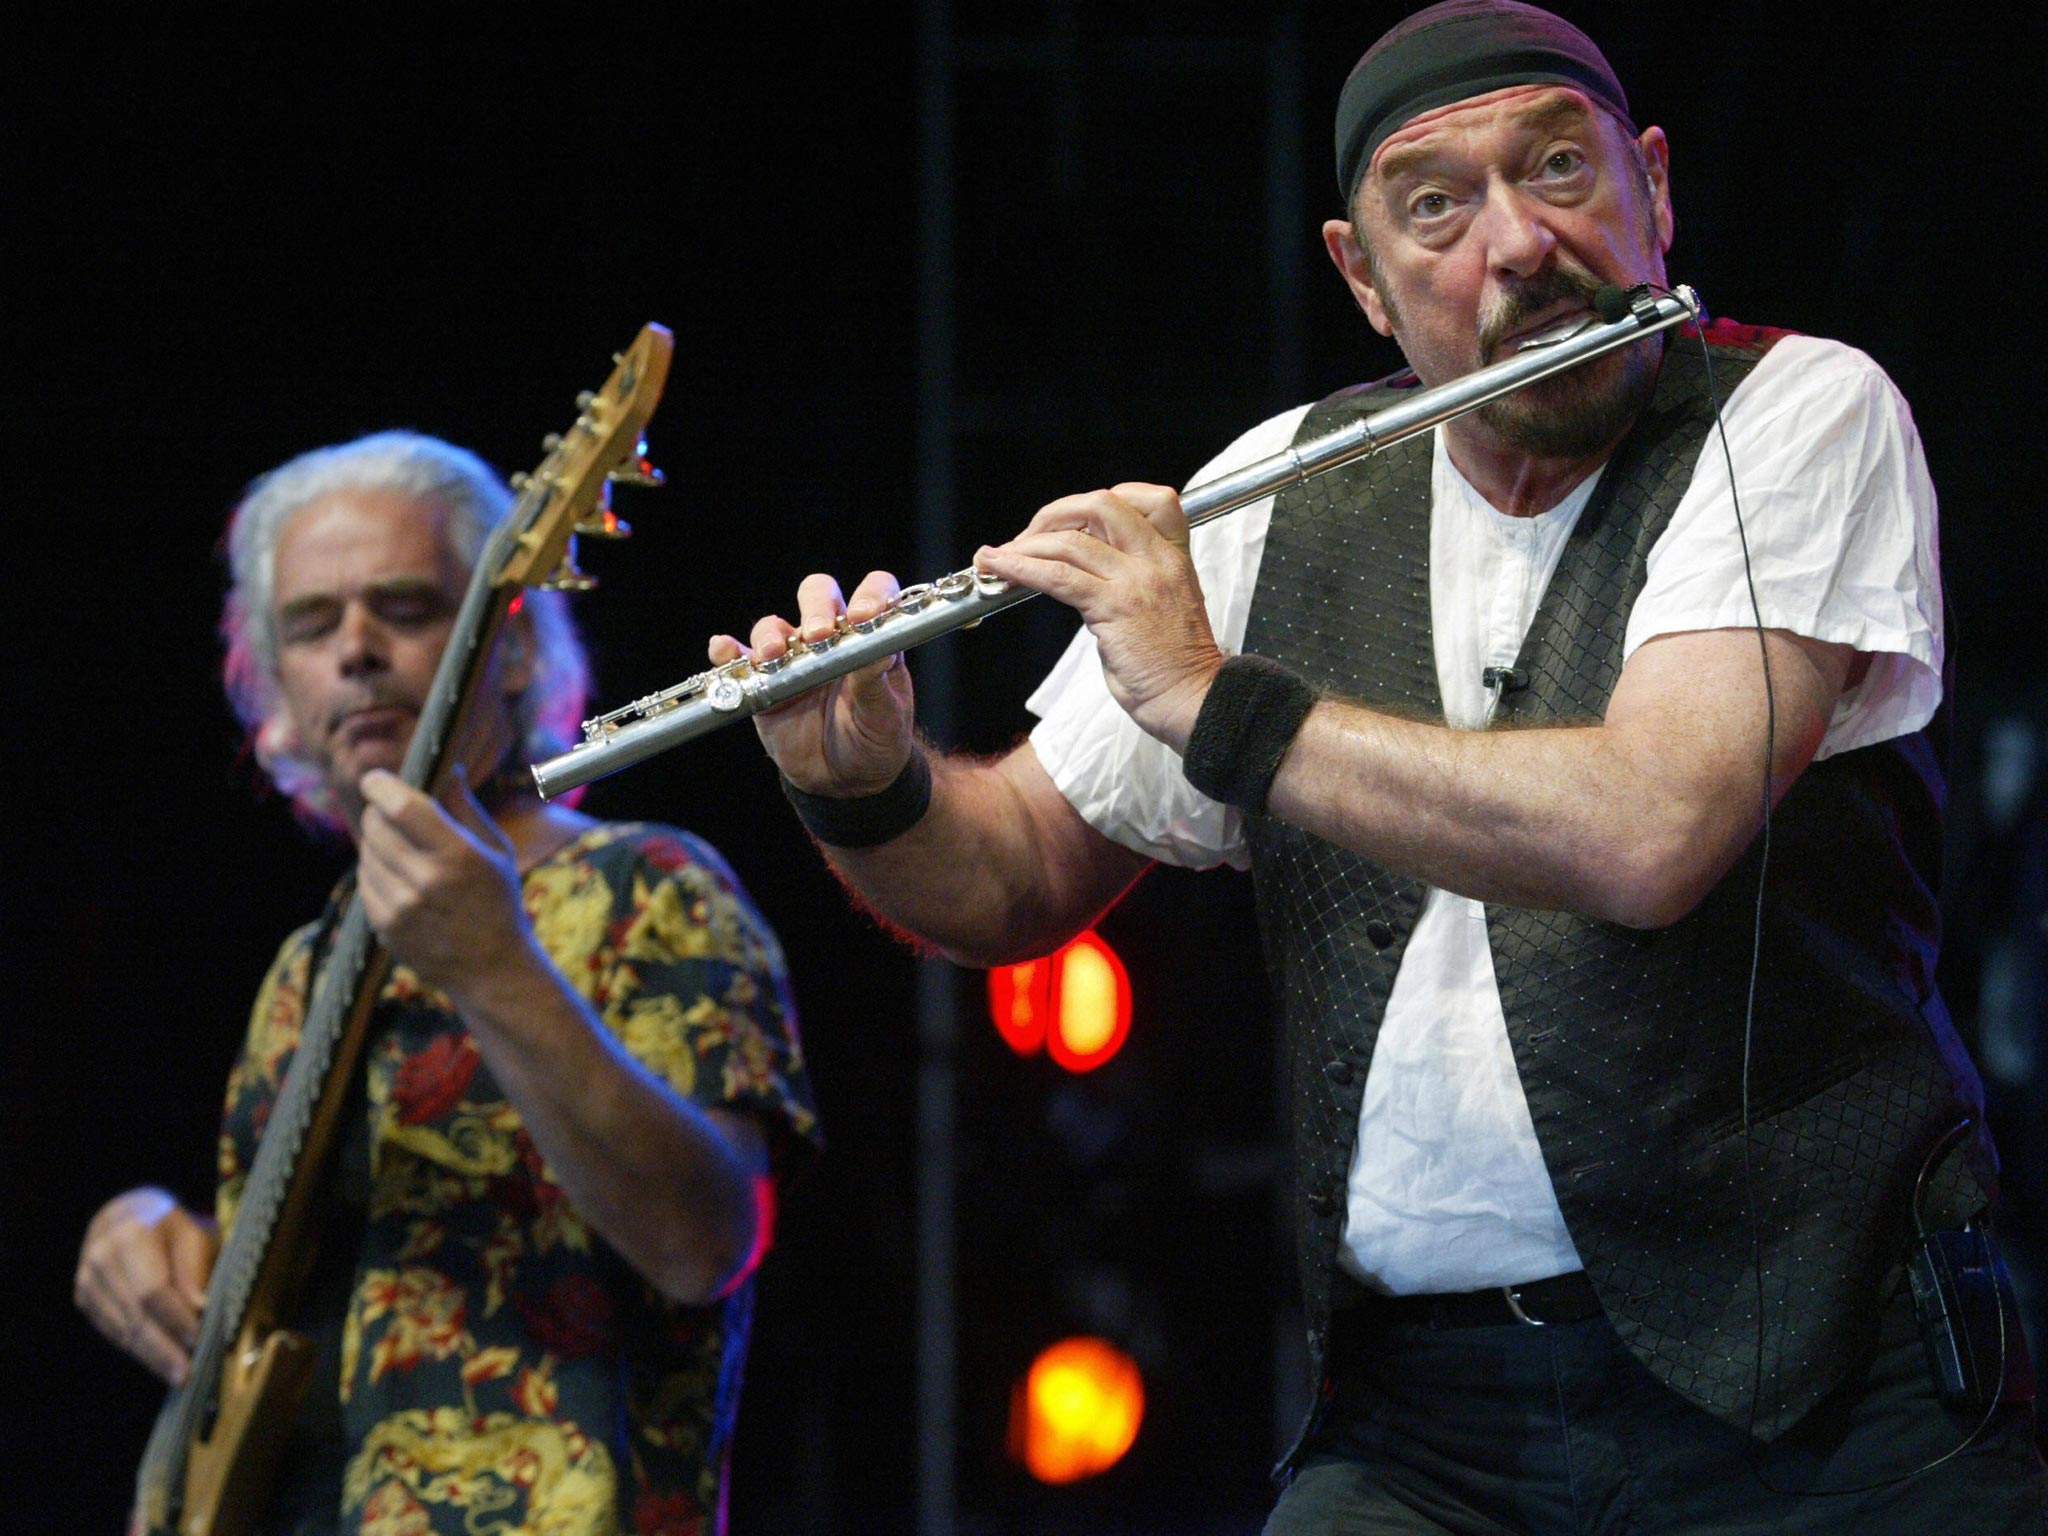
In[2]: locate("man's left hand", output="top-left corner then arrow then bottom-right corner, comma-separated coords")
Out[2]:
357,768 -> 538,1000
975,482 -> 1225,751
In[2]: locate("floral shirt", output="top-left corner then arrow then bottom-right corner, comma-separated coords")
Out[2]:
217,822 -> 819,1536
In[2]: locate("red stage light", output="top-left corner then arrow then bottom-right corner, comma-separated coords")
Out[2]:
1044,932 -> 1130,1073
987,956 -> 1050,1056
987,931 -> 1131,1072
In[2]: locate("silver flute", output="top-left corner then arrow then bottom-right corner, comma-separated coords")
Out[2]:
533,283 -> 1701,799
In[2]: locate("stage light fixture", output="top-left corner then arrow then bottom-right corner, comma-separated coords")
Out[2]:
1044,932 -> 1129,1073
1007,1335 -> 1145,1484
988,955 -> 1049,1056
987,931 -> 1131,1072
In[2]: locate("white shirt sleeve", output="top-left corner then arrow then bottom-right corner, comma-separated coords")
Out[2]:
1024,403 -> 1313,870
1623,335 -> 1944,757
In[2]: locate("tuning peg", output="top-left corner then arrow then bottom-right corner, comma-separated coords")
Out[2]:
572,483 -> 631,539
608,455 -> 665,490
607,436 -> 664,489
536,539 -> 599,592
541,432 -> 563,452
537,558 -> 599,593
575,390 -> 597,410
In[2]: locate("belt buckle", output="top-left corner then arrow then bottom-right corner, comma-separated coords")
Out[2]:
1501,1284 -> 1546,1327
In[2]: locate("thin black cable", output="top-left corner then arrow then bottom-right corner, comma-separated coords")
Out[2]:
1698,325 -> 1801,1473
1676,307 -> 1784,1455
1664,294 -> 2009,1495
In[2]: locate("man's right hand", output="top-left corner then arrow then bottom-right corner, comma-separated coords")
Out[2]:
75,1186 -> 218,1385
709,570 -> 919,798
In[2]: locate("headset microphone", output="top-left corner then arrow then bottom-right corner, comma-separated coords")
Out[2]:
1592,285 -> 1632,323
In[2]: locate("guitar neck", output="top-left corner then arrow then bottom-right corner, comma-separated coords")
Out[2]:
135,896 -> 388,1529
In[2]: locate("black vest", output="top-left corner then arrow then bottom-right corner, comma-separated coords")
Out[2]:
1243,326 -> 1989,1442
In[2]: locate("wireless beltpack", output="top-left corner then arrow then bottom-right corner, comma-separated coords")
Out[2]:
1905,1224 -> 2027,1412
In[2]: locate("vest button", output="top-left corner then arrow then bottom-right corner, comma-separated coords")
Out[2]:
1324,1058 -> 1355,1086
1307,1192 -> 1340,1219
1365,920 -> 1395,949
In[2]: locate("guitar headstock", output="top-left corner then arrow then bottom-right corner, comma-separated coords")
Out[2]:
494,323 -> 674,591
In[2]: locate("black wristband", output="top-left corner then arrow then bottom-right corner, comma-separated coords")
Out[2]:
781,747 -> 934,848
1181,654 -> 1318,814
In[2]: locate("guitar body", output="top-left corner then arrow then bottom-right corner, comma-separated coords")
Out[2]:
157,1327 -> 315,1536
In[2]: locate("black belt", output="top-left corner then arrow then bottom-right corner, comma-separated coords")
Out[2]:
1342,1271 -> 1604,1336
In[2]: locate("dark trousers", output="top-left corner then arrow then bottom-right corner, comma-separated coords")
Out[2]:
1264,1281 -> 2046,1535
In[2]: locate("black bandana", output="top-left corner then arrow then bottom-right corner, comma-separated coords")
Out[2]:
1335,1 -> 1635,203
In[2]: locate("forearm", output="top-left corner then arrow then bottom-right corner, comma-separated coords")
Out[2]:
1266,700 -> 1743,926
1252,628 -> 1843,928
816,746 -> 1148,967
447,947 -> 764,1305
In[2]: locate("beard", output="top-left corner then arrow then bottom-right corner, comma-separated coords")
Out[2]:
1477,333 -> 1660,459
1379,258 -> 1664,461
1473,262 -> 1661,458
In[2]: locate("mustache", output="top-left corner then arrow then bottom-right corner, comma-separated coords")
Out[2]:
1477,264 -> 1606,361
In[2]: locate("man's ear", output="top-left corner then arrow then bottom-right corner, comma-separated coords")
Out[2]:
1637,125 -> 1674,254
1321,216 -> 1395,338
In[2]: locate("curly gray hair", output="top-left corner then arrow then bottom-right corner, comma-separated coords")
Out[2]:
221,430 -> 591,821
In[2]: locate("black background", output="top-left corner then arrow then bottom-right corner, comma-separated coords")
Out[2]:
7,4 -> 2045,1532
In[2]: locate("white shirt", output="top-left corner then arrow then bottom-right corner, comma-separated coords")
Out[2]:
1026,335 -> 1944,1293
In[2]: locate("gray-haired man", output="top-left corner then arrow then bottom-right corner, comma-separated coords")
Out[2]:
79,432 -> 819,1535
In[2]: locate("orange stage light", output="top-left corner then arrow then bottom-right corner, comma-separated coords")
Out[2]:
1008,1336 -> 1145,1484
